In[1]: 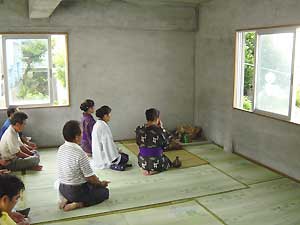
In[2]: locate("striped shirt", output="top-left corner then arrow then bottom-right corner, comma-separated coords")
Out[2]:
57,141 -> 94,185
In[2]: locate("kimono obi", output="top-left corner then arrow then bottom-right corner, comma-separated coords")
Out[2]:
139,147 -> 163,157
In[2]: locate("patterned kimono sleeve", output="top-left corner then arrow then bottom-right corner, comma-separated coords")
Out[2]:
135,126 -> 142,146
159,128 -> 171,150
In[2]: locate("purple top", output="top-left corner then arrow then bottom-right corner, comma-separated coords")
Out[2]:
80,113 -> 96,154
139,147 -> 163,157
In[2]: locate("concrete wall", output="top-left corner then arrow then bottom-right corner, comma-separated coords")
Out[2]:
0,0 -> 196,146
195,0 -> 300,179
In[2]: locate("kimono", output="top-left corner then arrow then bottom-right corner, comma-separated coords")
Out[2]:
135,124 -> 172,172
80,113 -> 96,154
92,120 -> 128,170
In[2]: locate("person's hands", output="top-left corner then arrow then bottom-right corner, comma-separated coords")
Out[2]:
158,119 -> 163,128
0,169 -> 10,174
0,159 -> 10,166
31,150 -> 40,158
10,212 -> 25,223
28,141 -> 37,149
17,219 -> 30,225
100,180 -> 111,187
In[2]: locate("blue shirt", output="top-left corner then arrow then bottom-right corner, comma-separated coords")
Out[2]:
0,118 -> 11,140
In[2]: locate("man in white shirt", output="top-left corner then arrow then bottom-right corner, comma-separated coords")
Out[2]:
0,112 -> 41,171
57,120 -> 110,211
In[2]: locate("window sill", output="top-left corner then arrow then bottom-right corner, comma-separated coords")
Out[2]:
233,107 -> 300,126
0,104 -> 70,111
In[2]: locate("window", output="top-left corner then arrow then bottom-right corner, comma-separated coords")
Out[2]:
234,27 -> 300,124
0,34 -> 69,109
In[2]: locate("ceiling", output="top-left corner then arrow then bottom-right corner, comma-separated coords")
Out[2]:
28,0 -> 210,19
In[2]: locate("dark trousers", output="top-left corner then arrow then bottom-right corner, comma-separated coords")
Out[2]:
59,182 -> 109,207
111,152 -> 129,166
110,153 -> 129,171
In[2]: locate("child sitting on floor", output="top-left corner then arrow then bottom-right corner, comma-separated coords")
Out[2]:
92,106 -> 130,171
136,108 -> 177,175
57,120 -> 110,211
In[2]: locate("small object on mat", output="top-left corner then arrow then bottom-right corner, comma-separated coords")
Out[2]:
16,208 -> 30,218
172,156 -> 182,168
126,164 -> 132,167
181,133 -> 190,143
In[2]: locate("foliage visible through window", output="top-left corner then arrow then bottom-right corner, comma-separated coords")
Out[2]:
243,32 -> 255,110
0,34 -> 69,108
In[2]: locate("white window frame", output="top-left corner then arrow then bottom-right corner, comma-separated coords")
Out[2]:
0,33 -> 69,109
2,34 -> 53,107
253,28 -> 296,121
234,26 -> 300,123
235,31 -> 256,111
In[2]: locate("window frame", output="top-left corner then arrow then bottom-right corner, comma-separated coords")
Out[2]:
234,26 -> 300,125
0,32 -> 70,109
254,28 -> 296,121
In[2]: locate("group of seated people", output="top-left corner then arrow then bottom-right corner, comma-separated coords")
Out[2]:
0,100 -> 180,224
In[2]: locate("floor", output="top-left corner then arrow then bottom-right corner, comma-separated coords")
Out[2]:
15,143 -> 300,225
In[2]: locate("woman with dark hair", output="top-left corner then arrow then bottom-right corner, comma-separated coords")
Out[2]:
92,106 -> 130,171
80,99 -> 96,156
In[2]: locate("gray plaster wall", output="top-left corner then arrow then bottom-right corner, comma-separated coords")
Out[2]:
0,0 -> 196,146
195,0 -> 300,179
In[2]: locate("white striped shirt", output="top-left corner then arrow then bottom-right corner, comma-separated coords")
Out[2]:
57,141 -> 94,185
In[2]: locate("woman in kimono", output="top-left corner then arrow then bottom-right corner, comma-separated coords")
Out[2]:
92,106 -> 129,171
80,99 -> 96,156
135,108 -> 174,176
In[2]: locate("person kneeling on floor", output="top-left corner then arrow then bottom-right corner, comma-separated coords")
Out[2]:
92,106 -> 130,171
135,108 -> 181,176
57,120 -> 110,211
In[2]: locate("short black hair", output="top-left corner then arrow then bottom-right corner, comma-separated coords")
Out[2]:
7,106 -> 18,117
145,108 -> 160,121
0,174 -> 25,200
11,112 -> 28,125
80,99 -> 95,112
96,106 -> 111,119
62,120 -> 81,142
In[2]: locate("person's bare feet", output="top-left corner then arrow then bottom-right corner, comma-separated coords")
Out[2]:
58,198 -> 68,210
30,165 -> 43,171
63,202 -> 84,211
142,170 -> 158,176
